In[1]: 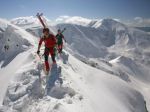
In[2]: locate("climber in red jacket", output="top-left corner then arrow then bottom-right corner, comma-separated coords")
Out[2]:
37,28 -> 57,73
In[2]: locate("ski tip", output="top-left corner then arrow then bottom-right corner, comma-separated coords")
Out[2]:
36,13 -> 43,17
40,13 -> 43,16
36,13 -> 39,16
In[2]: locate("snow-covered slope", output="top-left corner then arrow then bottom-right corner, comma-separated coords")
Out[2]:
57,19 -> 150,60
0,18 -> 37,105
57,23 -> 108,58
0,16 -> 150,112
0,18 -> 36,67
56,18 -> 150,111
0,49 -> 148,112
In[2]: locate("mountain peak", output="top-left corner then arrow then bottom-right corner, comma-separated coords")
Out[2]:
11,16 -> 38,25
87,18 -> 124,29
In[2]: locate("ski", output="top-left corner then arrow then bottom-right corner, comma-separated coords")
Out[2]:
61,28 -> 66,33
36,13 -> 46,28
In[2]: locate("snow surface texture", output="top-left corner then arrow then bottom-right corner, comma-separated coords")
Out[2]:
0,17 -> 150,112
0,50 -> 147,112
0,19 -> 36,67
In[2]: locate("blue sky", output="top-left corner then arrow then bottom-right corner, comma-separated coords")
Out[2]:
0,0 -> 150,20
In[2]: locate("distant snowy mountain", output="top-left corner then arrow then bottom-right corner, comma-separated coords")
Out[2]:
57,19 -> 150,60
11,16 -> 52,29
11,16 -> 39,26
11,16 -> 56,37
56,19 -> 150,111
56,16 -> 92,26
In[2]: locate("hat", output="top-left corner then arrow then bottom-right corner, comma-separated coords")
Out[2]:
58,29 -> 61,32
43,28 -> 49,33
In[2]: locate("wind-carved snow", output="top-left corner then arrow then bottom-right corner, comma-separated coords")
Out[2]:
0,51 -> 78,112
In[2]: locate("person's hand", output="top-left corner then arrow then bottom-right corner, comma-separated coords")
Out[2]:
55,44 -> 58,48
37,50 -> 40,54
64,39 -> 67,43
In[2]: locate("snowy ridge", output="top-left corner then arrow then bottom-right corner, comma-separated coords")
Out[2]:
0,17 -> 150,112
0,18 -> 35,44
57,23 -> 108,58
110,56 -> 150,83
57,19 -> 150,61
0,49 -> 147,112
0,18 -> 38,107
89,19 -> 103,28
0,18 -> 36,67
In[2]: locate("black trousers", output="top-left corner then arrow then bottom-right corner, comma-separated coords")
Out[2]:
44,47 -> 56,63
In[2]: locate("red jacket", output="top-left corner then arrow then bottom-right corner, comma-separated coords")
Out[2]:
38,34 -> 56,49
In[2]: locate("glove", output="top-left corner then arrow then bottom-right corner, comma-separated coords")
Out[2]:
37,50 -> 40,54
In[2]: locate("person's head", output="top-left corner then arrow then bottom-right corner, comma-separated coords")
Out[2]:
58,29 -> 61,34
43,28 -> 49,36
